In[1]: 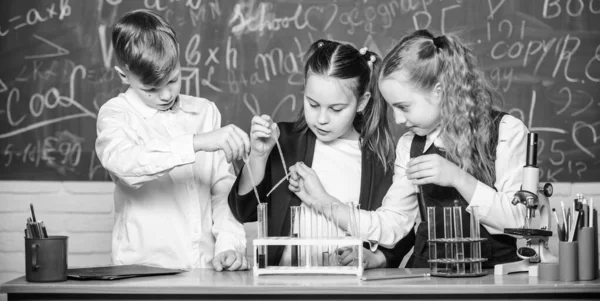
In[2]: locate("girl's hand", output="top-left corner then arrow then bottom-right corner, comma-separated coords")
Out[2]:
250,115 -> 279,159
406,154 -> 464,187
336,247 -> 386,269
288,162 -> 331,206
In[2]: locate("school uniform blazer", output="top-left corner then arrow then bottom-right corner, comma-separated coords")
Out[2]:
228,122 -> 416,267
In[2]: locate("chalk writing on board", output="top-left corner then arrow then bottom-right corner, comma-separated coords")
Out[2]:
0,0 -> 598,181
0,0 -> 71,38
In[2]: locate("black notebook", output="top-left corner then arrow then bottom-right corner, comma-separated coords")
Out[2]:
67,264 -> 185,280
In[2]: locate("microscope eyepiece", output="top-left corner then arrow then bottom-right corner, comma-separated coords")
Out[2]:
525,133 -> 538,167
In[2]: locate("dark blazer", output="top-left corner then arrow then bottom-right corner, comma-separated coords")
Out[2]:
228,122 -> 416,267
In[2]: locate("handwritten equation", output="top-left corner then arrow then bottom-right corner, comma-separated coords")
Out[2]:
0,0 -> 598,181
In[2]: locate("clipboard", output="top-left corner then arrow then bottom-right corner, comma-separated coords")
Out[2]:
67,264 -> 185,280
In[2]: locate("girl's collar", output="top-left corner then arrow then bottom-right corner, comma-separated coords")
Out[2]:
424,126 -> 443,153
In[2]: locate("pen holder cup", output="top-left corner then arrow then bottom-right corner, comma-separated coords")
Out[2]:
578,227 -> 597,281
25,236 -> 68,282
538,262 -> 559,281
559,241 -> 578,282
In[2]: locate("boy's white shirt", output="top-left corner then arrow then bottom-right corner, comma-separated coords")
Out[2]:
381,114 -> 528,245
95,89 -> 246,270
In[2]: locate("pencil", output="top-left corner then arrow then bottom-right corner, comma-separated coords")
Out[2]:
30,203 -> 37,222
590,198 -> 594,229
561,201 -> 568,236
361,273 -> 430,281
568,211 -> 582,242
552,208 -> 560,227
582,199 -> 589,228
41,221 -> 48,238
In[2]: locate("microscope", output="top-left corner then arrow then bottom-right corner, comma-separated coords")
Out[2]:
494,133 -> 558,276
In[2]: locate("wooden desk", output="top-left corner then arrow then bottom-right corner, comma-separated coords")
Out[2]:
1,268 -> 599,300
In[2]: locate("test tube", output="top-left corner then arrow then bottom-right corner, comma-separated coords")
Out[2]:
315,204 -> 322,266
321,204 -> 331,266
347,203 -> 360,266
348,203 -> 360,237
453,204 -> 465,274
257,203 -> 268,268
290,206 -> 301,267
303,206 -> 312,267
443,207 -> 454,273
310,205 -> 319,266
470,206 -> 482,274
427,207 -> 438,273
331,203 -> 341,266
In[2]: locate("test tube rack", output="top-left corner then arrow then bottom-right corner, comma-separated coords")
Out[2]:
427,237 -> 488,277
426,205 -> 488,277
253,236 -> 363,276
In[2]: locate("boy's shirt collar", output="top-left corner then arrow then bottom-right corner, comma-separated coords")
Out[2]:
125,88 -> 158,118
124,89 -> 201,118
174,96 -> 203,114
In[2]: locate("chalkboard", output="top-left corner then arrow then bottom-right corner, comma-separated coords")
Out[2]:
0,0 -> 598,181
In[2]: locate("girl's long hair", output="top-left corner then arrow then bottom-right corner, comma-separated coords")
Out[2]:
294,39 -> 395,171
379,30 -> 496,185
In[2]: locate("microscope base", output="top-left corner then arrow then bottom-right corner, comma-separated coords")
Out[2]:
494,259 -> 533,275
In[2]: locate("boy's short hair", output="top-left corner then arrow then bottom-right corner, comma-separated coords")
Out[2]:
112,9 -> 179,87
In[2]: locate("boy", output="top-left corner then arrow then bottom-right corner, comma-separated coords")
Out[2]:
95,9 -> 250,271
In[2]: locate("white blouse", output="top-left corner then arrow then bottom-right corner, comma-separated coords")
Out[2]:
383,114 -> 529,244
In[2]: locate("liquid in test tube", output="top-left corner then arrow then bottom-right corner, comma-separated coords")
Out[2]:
290,206 -> 301,267
443,207 -> 454,273
453,204 -> 465,274
470,206 -> 482,274
310,205 -> 318,267
331,203 -> 341,266
304,206 -> 312,268
348,203 -> 360,266
322,204 -> 331,266
257,203 -> 268,268
427,207 -> 437,273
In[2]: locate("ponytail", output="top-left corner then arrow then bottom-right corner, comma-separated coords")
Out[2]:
379,30 -> 497,185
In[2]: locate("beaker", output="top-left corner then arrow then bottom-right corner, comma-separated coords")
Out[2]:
257,203 -> 268,268
470,206 -> 482,274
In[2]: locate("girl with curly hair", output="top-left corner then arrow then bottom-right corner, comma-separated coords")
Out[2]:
377,29 -> 529,268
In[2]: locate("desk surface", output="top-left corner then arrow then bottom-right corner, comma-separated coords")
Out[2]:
2,268 -> 600,300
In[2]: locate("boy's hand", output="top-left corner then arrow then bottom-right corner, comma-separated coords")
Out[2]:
288,162 -> 331,206
194,125 -> 250,163
212,250 -> 248,271
250,115 -> 279,159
